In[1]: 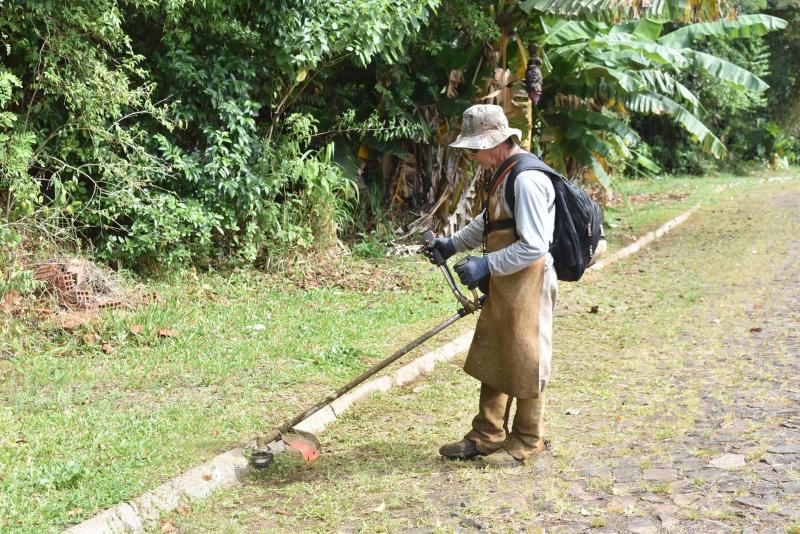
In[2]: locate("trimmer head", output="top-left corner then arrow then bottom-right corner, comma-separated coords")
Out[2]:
250,450 -> 275,469
247,429 -> 321,469
281,430 -> 322,463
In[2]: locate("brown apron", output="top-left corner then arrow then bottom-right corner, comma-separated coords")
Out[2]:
463,161 -> 545,399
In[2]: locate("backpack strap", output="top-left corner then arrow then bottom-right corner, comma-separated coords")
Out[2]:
485,153 -> 530,196
484,152 -> 558,240
502,153 -> 559,215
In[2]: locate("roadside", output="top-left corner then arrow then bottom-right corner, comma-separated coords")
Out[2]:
160,172 -> 800,533
0,170 -> 796,532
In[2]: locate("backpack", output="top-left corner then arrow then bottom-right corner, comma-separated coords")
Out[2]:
485,152 -> 604,282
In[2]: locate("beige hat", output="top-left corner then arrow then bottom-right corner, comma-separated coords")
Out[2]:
449,104 -> 522,150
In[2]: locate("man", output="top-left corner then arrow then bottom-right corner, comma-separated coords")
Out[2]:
428,104 -> 557,468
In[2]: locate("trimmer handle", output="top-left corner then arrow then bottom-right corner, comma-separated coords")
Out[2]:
421,229 -> 482,314
421,229 -> 446,266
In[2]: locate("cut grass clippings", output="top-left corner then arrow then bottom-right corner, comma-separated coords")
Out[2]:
0,168 -> 796,532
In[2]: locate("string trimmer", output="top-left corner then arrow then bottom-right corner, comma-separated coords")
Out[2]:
246,230 -> 482,468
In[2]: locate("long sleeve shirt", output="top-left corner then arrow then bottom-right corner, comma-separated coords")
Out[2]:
451,169 -> 555,275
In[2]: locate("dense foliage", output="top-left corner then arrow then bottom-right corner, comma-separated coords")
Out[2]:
0,0 -> 794,274
633,1 -> 799,174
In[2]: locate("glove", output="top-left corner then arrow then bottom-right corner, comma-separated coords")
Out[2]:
424,237 -> 456,265
454,255 -> 490,289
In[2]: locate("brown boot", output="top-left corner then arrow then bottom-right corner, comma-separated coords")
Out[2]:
477,448 -> 523,468
439,438 -> 481,460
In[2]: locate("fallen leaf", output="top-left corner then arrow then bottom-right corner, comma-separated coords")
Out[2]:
101,343 -> 114,355
589,305 -> 599,314
82,333 -> 99,344
177,505 -> 191,515
60,318 -> 79,330
749,327 -> 762,333
67,508 -> 83,518
371,502 -> 386,513
201,473 -> 213,481
160,519 -> 177,533
158,328 -> 178,338
130,324 -> 143,335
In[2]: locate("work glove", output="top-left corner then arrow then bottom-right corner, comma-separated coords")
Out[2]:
454,255 -> 490,289
424,237 -> 456,265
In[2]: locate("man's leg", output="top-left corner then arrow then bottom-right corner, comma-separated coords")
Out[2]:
440,382 -> 506,459
480,382 -> 546,467
503,388 -> 546,459
465,382 -> 509,453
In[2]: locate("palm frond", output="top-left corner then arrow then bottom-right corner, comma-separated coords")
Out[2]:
519,0 -> 732,22
659,14 -> 788,48
622,92 -> 726,158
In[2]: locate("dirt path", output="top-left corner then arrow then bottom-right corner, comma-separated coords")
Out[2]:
160,178 -> 800,534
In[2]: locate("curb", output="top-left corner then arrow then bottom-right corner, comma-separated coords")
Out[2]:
588,205 -> 699,273
66,204 -> 699,533
65,332 -> 474,534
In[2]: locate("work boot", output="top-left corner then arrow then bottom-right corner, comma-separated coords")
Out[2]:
439,438 -> 481,460
477,448 -> 523,468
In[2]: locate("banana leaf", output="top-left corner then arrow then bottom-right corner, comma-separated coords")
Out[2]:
688,51 -> 769,92
622,92 -> 726,158
659,14 -> 788,48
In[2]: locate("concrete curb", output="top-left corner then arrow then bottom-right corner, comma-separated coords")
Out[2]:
589,204 -> 699,273
66,203 -> 699,533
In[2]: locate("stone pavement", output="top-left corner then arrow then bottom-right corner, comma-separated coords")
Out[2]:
547,260 -> 800,533
534,193 -> 800,534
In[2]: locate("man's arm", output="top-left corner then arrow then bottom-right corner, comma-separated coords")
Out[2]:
486,170 -> 554,276
451,211 -> 485,252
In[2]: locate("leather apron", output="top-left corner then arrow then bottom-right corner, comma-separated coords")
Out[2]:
462,161 -> 545,399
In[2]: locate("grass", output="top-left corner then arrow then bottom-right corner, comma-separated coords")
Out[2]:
0,168 -> 798,532
601,169 -> 794,254
155,168 -> 800,532
0,260 -> 470,531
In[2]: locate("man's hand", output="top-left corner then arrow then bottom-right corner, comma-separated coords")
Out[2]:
424,237 -> 456,265
454,256 -> 490,289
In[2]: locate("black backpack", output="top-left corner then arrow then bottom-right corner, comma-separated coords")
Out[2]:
485,152 -> 604,282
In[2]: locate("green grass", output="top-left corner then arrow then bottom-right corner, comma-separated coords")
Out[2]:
601,168 -> 795,254
0,169 -> 797,532
0,260 -> 470,531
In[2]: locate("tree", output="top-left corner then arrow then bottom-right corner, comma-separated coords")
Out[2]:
379,1 -> 785,233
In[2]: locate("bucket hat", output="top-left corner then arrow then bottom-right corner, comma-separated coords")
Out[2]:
449,104 -> 522,150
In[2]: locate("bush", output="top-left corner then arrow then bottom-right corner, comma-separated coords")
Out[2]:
0,1 -> 429,272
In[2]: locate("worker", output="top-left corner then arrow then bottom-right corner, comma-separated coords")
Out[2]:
427,104 -> 557,467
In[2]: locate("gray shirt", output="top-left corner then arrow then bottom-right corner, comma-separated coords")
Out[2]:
451,169 -> 555,275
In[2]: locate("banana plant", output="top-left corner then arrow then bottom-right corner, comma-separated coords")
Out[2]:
520,0 -> 736,22
519,10 -> 787,186
387,1 -> 786,234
